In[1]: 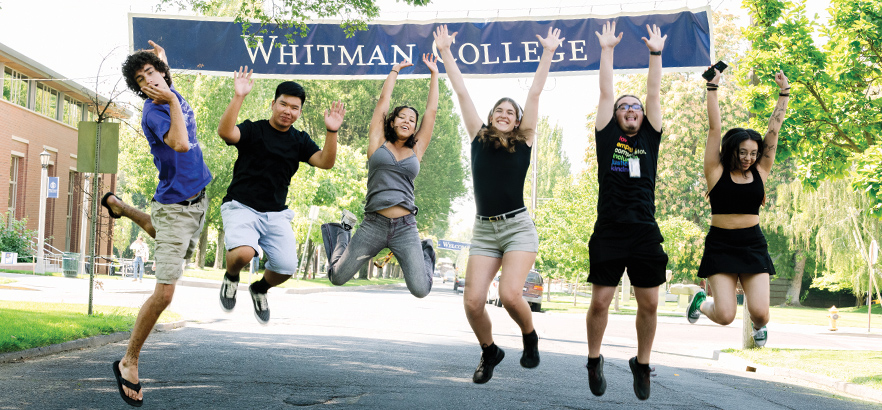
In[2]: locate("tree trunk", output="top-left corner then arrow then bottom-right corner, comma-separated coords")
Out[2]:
368,261 -> 375,279
301,240 -> 313,280
358,261 -> 369,280
214,228 -> 225,270
195,223 -> 209,269
786,250 -> 806,306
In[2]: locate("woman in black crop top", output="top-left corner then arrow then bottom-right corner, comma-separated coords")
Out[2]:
687,68 -> 790,348
434,24 -> 562,384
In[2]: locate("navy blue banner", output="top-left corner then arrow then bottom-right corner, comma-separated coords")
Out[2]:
130,7 -> 711,78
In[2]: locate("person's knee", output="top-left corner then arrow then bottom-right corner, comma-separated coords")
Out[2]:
750,309 -> 769,327
226,247 -> 255,269
716,308 -> 736,326
152,286 -> 175,308
463,296 -> 485,316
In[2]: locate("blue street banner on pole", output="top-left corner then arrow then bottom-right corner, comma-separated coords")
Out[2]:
47,177 -> 59,199
129,7 -> 711,79
438,240 -> 471,251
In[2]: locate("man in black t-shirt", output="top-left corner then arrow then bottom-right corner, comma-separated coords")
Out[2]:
216,66 -> 346,324
584,22 -> 668,401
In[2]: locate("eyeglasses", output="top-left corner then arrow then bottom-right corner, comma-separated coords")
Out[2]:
616,103 -> 643,111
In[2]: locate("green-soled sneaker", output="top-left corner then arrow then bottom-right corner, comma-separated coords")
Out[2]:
687,290 -> 706,324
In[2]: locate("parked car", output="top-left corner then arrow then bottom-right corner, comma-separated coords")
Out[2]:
439,258 -> 455,283
485,270 -> 544,312
454,275 -> 465,294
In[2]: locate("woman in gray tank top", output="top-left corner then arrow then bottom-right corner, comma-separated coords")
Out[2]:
320,53 -> 440,298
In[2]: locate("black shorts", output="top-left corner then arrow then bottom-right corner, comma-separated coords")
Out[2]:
697,225 -> 775,278
588,222 -> 668,288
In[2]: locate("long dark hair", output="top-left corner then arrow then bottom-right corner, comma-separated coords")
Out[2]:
720,127 -> 764,178
384,106 -> 420,148
477,97 -> 533,153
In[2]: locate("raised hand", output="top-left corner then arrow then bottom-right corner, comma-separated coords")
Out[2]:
142,83 -> 175,105
392,59 -> 414,73
774,71 -> 790,91
641,24 -> 667,53
537,27 -> 565,52
422,53 -> 439,74
324,100 -> 346,132
232,66 -> 254,97
433,25 -> 457,51
146,40 -> 168,64
709,68 -> 722,85
595,21 -> 622,49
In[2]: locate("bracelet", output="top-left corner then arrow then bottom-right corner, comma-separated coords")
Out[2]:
391,69 -> 399,74
707,88 -> 718,91
706,82 -> 718,87
327,128 -> 339,133
781,87 -> 791,90
779,93 -> 790,97
650,51 -> 661,56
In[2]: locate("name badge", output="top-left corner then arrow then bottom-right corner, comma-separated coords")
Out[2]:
629,157 -> 641,178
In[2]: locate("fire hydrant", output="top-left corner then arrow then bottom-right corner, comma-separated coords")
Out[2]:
828,306 -> 839,331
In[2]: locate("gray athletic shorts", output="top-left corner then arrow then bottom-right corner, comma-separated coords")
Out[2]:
469,211 -> 539,258
151,195 -> 207,285
221,200 -> 299,275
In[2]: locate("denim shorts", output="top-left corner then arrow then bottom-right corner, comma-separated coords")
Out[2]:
221,200 -> 299,275
469,211 -> 539,258
151,195 -> 207,285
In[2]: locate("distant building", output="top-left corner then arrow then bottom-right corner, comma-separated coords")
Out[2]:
0,41 -> 129,266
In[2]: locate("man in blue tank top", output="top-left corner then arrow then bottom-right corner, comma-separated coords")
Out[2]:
107,40 -> 212,407
584,22 -> 669,401
216,66 -> 346,325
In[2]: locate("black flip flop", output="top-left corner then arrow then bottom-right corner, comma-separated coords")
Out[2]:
112,360 -> 143,407
101,192 -> 122,219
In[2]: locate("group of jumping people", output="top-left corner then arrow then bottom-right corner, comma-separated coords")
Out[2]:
105,21 -> 788,407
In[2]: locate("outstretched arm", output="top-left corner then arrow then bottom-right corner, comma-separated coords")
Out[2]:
757,71 -> 790,177
521,27 -> 564,145
704,70 -> 723,190
308,101 -> 346,169
217,66 -> 254,144
434,25 -> 483,139
642,24 -> 667,132
595,21 -> 622,131
414,53 -> 440,161
146,40 -> 168,65
368,60 -> 414,158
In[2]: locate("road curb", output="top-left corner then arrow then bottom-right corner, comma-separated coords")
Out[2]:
713,351 -> 882,403
0,320 -> 186,364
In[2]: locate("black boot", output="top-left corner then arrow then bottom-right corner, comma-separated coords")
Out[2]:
520,329 -> 540,368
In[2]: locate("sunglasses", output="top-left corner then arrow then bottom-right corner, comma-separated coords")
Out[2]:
616,103 -> 643,111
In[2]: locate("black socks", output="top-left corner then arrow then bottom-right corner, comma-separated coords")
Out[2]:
224,272 -> 240,282
587,356 -> 601,367
520,330 -> 540,368
250,277 -> 271,294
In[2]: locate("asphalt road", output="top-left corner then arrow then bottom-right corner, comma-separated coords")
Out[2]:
0,274 -> 879,409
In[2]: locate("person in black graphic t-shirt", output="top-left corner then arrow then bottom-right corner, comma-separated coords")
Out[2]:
584,21 -> 667,401
216,67 -> 346,324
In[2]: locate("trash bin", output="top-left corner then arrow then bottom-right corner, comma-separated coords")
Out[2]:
62,252 -> 79,278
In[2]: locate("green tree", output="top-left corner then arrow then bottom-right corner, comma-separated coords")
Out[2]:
524,117 -> 571,212
0,213 -> 37,262
741,0 -> 882,217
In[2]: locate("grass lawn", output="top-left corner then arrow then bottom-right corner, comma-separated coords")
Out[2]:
181,267 -> 406,288
0,277 -> 15,285
0,300 -> 181,353
724,348 -> 882,391
538,292 -> 685,316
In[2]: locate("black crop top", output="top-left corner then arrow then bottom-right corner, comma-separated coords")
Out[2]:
709,167 -> 764,215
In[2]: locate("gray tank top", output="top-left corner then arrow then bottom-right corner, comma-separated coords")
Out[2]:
364,142 -> 420,213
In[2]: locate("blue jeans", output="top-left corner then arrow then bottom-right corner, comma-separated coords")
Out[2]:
323,212 -> 433,298
132,256 -> 144,280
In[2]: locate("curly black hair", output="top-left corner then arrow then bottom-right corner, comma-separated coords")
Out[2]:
121,51 -> 172,100
720,127 -> 764,177
384,106 -> 420,148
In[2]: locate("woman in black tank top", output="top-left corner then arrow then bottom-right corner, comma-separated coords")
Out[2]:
687,68 -> 791,348
435,24 -> 563,384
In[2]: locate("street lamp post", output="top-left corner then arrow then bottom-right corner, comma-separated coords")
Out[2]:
34,150 -> 50,274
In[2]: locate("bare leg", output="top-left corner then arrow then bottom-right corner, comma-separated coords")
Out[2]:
498,251 -> 537,333
118,282 -> 176,402
225,246 -> 255,279
701,273 -> 739,326
633,286 -> 659,364
741,273 -> 771,328
463,255 -> 502,347
262,269 -> 292,287
105,194 -> 156,238
586,284 -> 616,358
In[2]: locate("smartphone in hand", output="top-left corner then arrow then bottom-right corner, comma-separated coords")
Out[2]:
702,61 -> 728,81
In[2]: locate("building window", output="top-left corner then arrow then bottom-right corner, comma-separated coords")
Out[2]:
63,96 -> 85,127
3,67 -> 28,108
35,83 -> 59,119
8,156 -> 19,223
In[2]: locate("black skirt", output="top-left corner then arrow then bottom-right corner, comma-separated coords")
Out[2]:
697,225 -> 776,278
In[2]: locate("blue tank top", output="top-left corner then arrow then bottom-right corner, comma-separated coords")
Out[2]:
364,142 -> 420,214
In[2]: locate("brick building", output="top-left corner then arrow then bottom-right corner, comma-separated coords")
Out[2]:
1,41 -> 129,267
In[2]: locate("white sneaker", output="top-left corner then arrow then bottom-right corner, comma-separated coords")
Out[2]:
752,326 -> 768,347
340,210 -> 358,230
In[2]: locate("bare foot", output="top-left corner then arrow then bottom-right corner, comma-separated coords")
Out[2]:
118,359 -> 143,402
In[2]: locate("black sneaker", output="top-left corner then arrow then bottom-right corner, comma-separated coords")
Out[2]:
421,239 -> 436,291
628,356 -> 651,400
520,330 -> 540,368
473,346 -> 505,384
219,276 -> 238,312
249,284 -> 270,324
586,355 -> 607,396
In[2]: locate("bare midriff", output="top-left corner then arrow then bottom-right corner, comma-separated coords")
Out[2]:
376,204 -> 412,219
711,214 -> 760,230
